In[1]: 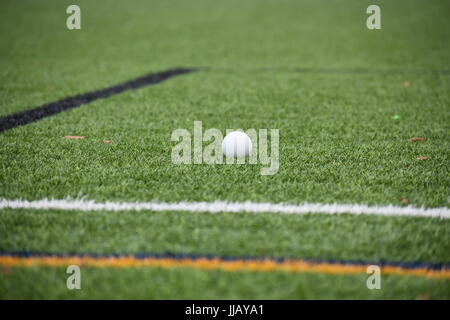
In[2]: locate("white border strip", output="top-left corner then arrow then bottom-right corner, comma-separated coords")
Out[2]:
0,198 -> 449,219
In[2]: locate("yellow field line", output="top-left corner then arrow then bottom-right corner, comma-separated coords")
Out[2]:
1,255 -> 449,279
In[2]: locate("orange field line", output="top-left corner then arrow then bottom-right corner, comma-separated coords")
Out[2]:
1,255 -> 449,279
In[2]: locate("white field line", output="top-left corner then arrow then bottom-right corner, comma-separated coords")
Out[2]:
0,198 -> 449,219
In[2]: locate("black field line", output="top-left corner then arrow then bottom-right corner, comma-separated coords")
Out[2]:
0,67 -> 196,133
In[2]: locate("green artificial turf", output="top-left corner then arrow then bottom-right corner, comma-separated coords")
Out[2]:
1,267 -> 450,299
1,71 -> 449,206
0,0 -> 449,299
1,209 -> 450,264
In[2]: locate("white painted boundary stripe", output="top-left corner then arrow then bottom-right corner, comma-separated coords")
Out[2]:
0,198 -> 449,219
